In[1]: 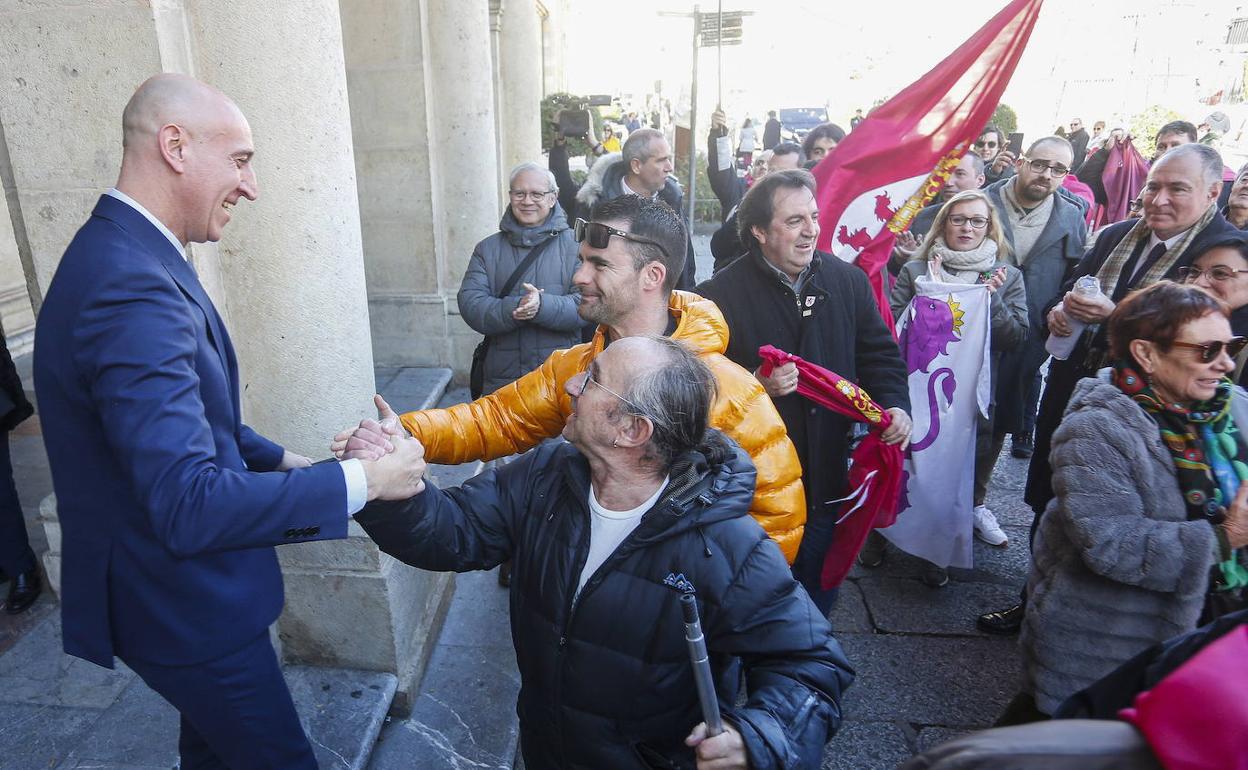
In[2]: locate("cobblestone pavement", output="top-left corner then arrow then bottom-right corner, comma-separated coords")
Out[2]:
821,446 -> 1030,768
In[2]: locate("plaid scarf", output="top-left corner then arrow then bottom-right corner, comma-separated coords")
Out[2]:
1112,363 -> 1248,593
1096,204 -> 1218,300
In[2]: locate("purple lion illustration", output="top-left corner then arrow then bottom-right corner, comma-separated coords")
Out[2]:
899,294 -> 963,453
898,295 -> 962,375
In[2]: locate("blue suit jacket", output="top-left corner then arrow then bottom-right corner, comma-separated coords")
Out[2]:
34,195 -> 349,668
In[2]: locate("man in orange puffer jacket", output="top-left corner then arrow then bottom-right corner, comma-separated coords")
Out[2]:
336,196 -> 806,562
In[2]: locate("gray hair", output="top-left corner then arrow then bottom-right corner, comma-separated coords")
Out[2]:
622,128 -> 665,168
619,336 -> 717,469
508,161 -> 558,193
1158,143 -> 1224,188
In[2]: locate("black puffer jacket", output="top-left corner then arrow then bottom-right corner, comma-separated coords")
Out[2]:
356,434 -> 853,770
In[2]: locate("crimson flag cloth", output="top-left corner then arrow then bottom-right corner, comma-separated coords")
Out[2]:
1102,138 -> 1149,225
758,345 -> 903,589
811,0 -> 1044,335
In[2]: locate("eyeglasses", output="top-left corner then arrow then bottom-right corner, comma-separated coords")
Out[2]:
948,215 -> 989,229
1178,265 -> 1248,283
576,369 -> 642,413
573,218 -> 671,259
1022,159 -> 1070,177
509,190 -> 555,202
1167,337 -> 1248,363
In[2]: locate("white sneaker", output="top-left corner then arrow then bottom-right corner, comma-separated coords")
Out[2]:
973,505 -> 1008,547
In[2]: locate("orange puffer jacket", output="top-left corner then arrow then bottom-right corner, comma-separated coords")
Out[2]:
400,291 -> 806,562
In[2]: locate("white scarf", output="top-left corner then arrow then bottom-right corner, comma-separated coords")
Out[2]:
928,237 -> 999,283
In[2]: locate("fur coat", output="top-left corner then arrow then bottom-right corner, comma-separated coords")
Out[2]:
1020,372 -> 1236,713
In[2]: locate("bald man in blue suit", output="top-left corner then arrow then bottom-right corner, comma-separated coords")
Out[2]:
33,75 -> 424,769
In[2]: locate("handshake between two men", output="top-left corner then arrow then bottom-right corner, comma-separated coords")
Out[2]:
331,395 -> 426,502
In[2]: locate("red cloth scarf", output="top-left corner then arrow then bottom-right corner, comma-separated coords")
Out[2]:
758,345 -> 903,589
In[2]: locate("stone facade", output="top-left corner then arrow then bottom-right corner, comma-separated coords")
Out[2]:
1,0 -> 559,713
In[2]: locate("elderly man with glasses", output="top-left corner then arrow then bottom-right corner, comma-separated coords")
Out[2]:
348,335 -> 853,770
457,162 -> 585,400
334,195 -> 808,564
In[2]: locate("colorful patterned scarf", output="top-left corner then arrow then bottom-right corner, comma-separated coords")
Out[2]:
1112,363 -> 1248,593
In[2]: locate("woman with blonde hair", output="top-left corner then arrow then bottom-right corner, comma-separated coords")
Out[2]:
862,190 -> 1028,585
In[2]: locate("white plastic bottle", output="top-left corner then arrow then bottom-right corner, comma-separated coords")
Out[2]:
1045,275 -> 1102,360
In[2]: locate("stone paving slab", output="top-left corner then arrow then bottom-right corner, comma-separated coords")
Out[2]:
368,642 -> 520,770
829,579 -> 873,634
59,676 -> 179,769
0,615 -> 134,710
837,633 -> 1020,727
915,726 -> 973,753
824,720 -> 913,770
433,568 -> 514,651
377,367 -> 453,413
0,702 -> 103,770
856,577 -> 1023,636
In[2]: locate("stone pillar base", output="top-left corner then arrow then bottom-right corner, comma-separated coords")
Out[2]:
277,523 -> 455,716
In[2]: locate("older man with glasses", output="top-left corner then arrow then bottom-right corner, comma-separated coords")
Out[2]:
334,195 -> 808,565
348,335 -> 852,770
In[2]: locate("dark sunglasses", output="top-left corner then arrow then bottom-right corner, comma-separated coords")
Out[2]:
573,218 -> 671,259
1168,337 -> 1248,363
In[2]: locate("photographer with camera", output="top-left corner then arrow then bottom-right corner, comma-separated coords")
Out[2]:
548,110 -> 697,289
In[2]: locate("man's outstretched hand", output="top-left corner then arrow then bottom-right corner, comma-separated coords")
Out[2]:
361,425 -> 427,501
331,395 -> 403,460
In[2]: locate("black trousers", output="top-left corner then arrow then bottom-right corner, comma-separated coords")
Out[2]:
0,432 -> 35,576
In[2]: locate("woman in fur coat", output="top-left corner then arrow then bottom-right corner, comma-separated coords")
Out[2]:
1014,282 -> 1248,720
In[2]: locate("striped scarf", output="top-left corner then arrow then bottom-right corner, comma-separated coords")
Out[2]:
1096,204 -> 1218,299
1112,363 -> 1248,593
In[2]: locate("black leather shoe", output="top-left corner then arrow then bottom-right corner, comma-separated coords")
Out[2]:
1011,433 -> 1033,459
5,569 -> 41,615
977,603 -> 1024,635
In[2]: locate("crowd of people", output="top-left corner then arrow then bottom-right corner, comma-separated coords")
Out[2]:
13,69 -> 1248,769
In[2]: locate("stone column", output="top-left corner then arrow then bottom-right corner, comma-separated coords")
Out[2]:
0,187 -> 35,356
346,0 -> 500,377
425,0 -> 502,377
497,0 -> 544,175
2,0 -> 452,714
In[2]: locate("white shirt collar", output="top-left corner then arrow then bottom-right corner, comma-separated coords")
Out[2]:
622,175 -> 658,200
1147,227 -> 1190,253
106,188 -> 187,260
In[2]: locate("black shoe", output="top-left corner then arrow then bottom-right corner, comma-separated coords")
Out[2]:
497,561 -> 512,588
977,603 -> 1024,635
1011,433 -> 1033,459
5,569 -> 41,615
857,531 -> 887,568
922,563 -> 949,588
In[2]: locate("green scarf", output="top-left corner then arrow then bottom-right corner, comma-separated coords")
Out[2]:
1111,362 -> 1248,592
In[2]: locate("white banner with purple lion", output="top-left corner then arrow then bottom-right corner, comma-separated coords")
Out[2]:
881,277 -> 991,569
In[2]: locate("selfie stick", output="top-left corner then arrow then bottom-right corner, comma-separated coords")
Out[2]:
680,593 -> 723,737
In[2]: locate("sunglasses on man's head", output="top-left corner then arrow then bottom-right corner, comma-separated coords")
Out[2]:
1168,337 -> 1248,363
573,218 -> 671,259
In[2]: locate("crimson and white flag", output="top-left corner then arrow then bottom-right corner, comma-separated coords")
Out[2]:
812,0 -> 1044,334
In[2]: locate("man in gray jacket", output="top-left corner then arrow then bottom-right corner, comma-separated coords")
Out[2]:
458,162 -> 584,396
977,136 -> 1087,635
